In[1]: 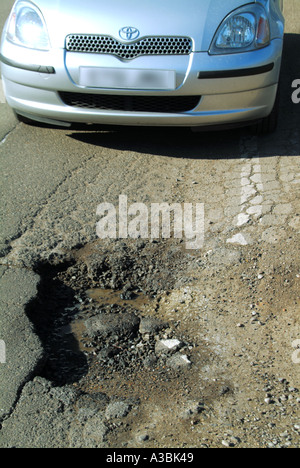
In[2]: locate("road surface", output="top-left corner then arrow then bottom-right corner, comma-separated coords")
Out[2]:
0,0 -> 299,448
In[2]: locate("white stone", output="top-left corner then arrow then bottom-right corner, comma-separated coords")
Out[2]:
227,233 -> 248,246
160,339 -> 181,350
236,213 -> 250,227
155,339 -> 182,355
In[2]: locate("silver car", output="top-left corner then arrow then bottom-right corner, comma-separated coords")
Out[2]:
0,0 -> 285,132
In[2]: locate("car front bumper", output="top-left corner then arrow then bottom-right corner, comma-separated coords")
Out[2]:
0,38 -> 283,128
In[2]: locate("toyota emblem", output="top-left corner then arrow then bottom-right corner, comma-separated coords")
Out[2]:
119,26 -> 140,41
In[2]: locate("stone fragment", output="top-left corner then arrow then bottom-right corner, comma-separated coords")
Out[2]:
155,339 -> 182,355
85,311 -> 140,339
139,316 -> 167,335
105,401 -> 132,420
166,353 -> 191,369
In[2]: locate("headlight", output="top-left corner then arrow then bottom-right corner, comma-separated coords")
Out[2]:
210,4 -> 270,55
7,1 -> 50,50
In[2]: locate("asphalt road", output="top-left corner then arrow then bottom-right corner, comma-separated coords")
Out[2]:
0,0 -> 299,262
0,0 -> 299,447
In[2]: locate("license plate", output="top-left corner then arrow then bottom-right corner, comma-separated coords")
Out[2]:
79,67 -> 176,90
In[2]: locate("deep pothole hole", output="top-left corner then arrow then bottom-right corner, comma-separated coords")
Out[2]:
26,239 -> 202,388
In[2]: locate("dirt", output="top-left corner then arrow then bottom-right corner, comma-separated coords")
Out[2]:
21,234 -> 299,449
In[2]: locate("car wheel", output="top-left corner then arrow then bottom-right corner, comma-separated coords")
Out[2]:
254,84 -> 280,135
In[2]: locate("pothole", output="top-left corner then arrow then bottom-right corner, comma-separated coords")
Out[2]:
23,238 -> 237,447
27,238 -> 207,388
28,241 -> 227,391
6,234 -> 300,447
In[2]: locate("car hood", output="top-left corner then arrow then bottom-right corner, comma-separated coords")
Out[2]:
35,0 -> 249,51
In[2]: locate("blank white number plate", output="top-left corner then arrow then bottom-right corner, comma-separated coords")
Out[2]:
79,67 -> 176,90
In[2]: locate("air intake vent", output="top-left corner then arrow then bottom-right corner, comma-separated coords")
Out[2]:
66,35 -> 193,60
59,92 -> 200,113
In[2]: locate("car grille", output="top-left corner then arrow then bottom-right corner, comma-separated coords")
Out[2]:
66,35 -> 193,60
59,92 -> 200,113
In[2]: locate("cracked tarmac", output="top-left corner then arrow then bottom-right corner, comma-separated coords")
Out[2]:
0,0 -> 299,449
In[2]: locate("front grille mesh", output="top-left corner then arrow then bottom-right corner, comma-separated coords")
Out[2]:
66,35 -> 192,60
59,92 -> 200,113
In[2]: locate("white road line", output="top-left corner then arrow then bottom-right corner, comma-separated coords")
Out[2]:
239,140 -> 263,224
227,135 -> 263,246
